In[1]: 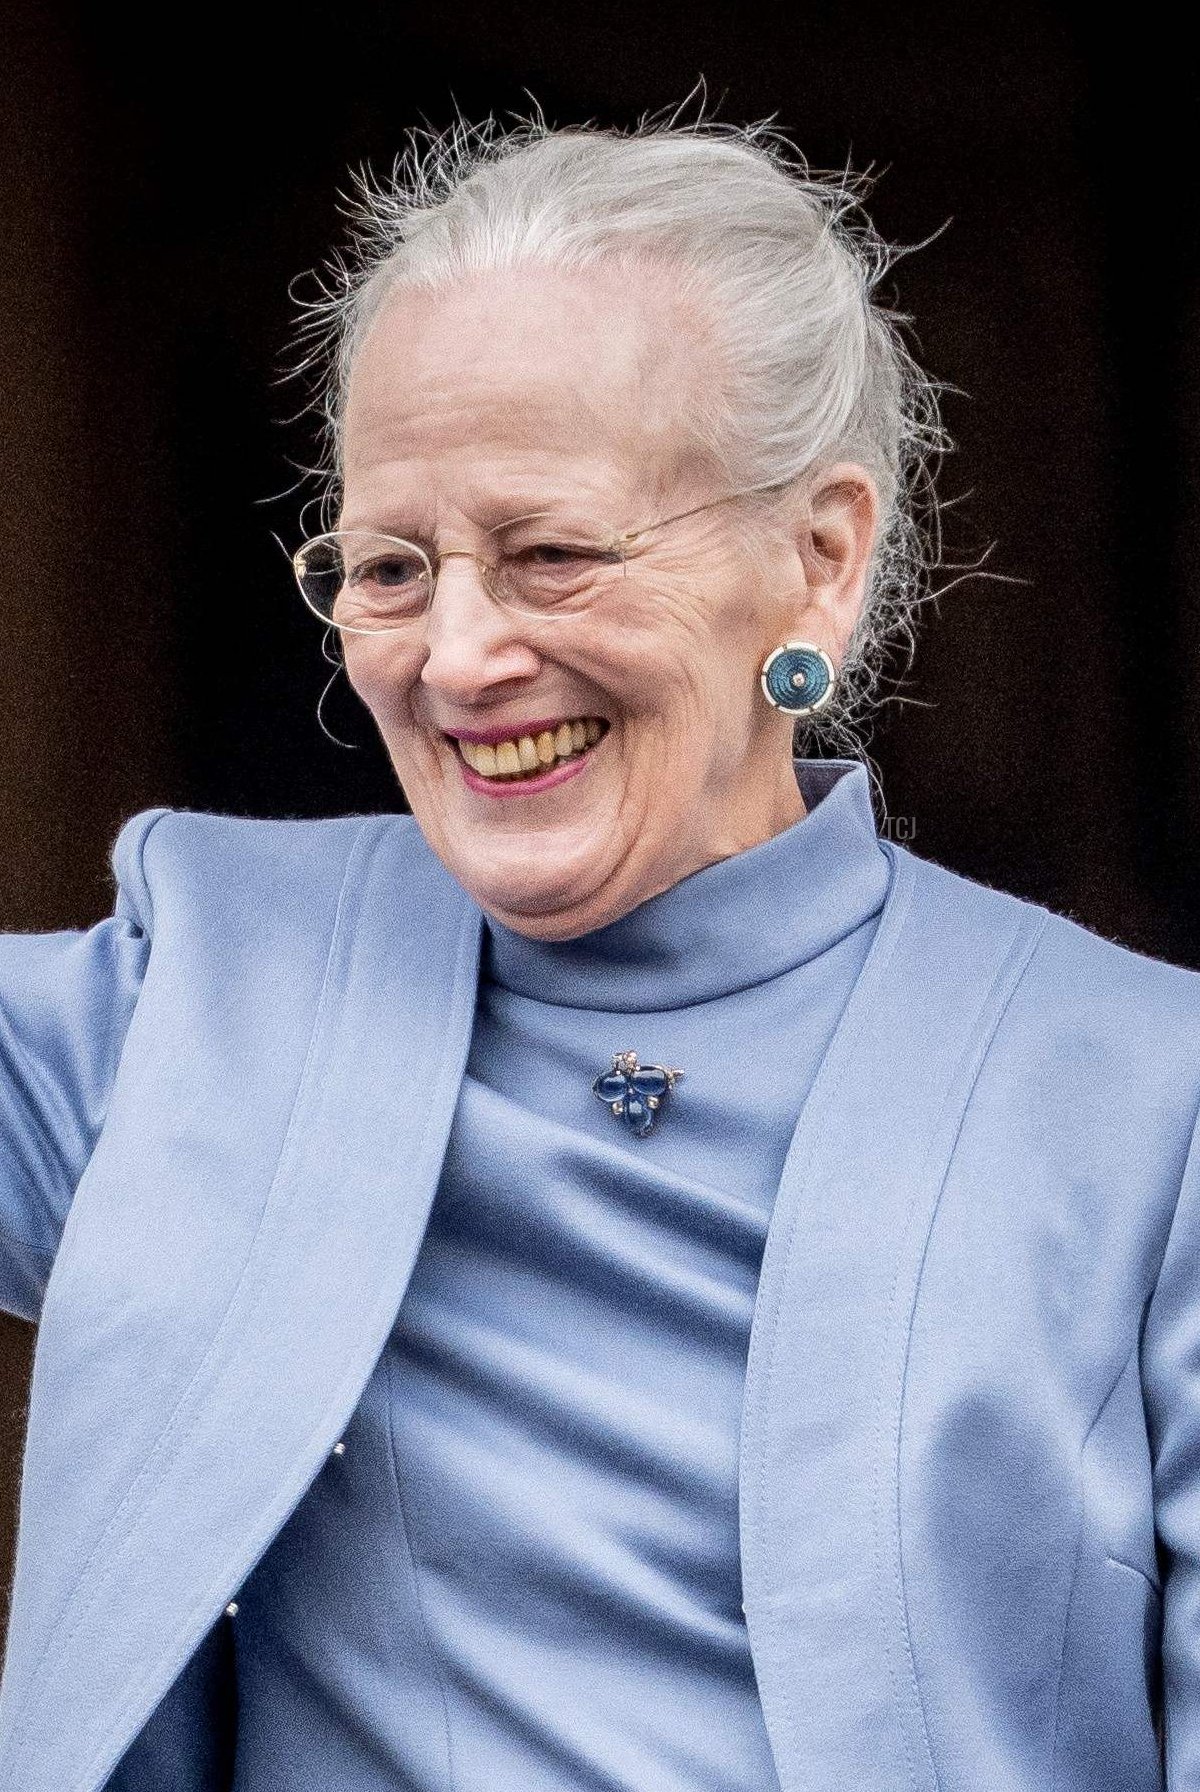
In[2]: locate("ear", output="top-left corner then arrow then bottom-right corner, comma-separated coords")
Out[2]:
790,462 -> 879,657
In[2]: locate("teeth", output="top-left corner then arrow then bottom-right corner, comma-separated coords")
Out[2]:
457,717 -> 607,780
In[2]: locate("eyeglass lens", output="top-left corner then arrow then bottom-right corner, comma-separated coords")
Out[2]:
294,527 -> 627,629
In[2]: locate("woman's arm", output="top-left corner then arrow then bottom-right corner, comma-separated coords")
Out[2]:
0,809 -> 167,1322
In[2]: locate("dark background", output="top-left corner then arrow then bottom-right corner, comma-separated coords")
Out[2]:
1,0 -> 1197,1630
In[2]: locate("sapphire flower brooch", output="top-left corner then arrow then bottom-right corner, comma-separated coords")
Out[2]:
592,1050 -> 684,1138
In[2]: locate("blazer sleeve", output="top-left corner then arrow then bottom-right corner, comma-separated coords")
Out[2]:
0,807 -> 168,1323
1143,1095 -> 1200,1784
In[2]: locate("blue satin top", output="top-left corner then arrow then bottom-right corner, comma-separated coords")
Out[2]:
231,759 -> 892,1790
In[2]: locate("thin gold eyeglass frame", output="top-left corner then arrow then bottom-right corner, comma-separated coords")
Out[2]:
292,478 -> 794,635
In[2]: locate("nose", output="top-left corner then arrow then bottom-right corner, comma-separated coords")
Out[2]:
417,552 -> 541,703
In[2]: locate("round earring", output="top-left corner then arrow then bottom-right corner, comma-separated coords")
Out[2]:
760,641 -> 837,716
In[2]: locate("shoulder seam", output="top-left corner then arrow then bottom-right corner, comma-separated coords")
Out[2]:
889,843 -> 1200,980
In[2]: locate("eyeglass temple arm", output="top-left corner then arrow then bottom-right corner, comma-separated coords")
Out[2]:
619,478 -> 795,545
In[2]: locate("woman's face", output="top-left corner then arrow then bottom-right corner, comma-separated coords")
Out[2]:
338,261 -> 875,940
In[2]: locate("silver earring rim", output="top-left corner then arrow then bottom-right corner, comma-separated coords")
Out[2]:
760,640 -> 837,716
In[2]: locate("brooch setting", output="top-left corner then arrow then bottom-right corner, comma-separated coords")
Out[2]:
592,1050 -> 684,1138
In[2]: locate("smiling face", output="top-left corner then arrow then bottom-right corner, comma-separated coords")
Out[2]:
337,258 -> 876,940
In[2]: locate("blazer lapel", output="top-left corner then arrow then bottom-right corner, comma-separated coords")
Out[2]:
740,841 -> 1048,1790
0,817 -> 485,1792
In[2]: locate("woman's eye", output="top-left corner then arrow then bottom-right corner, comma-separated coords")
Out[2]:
354,554 -> 423,588
522,542 -> 619,569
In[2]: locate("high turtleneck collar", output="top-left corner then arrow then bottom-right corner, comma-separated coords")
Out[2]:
481,758 -> 892,1012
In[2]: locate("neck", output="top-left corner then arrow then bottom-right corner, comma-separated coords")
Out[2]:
481,758 -> 890,1009
483,758 -> 810,943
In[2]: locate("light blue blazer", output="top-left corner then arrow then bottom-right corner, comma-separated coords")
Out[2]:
3,793 -> 1200,1792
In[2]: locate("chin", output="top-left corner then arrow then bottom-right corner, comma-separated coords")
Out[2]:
436,819 -> 617,913
451,851 -> 625,938
484,903 -> 613,944
470,872 -> 597,929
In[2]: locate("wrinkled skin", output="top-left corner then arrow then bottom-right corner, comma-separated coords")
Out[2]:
339,259 -> 878,941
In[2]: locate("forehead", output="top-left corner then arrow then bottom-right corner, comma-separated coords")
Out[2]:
341,260 -> 714,514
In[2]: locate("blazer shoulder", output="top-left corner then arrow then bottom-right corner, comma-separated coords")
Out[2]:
897,841 -> 1200,1044
108,804 -> 421,935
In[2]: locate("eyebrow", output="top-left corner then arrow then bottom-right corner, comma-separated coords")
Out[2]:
336,508 -> 430,538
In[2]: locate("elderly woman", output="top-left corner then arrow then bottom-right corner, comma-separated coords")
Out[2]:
1,115 -> 1198,1792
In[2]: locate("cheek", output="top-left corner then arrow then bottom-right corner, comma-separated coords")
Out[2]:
343,639 -> 421,731
613,576 -> 760,724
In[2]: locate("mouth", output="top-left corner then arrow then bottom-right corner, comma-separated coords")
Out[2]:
446,716 -> 610,794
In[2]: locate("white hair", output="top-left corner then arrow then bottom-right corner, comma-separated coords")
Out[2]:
291,102 -> 949,755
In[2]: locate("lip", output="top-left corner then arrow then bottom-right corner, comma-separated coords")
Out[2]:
453,729 -> 605,799
442,715 -> 602,747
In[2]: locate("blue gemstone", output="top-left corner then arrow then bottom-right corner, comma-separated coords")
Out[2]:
593,1071 -> 629,1102
624,1095 -> 654,1136
630,1067 -> 669,1097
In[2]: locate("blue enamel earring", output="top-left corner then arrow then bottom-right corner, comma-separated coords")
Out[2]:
760,641 -> 837,716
